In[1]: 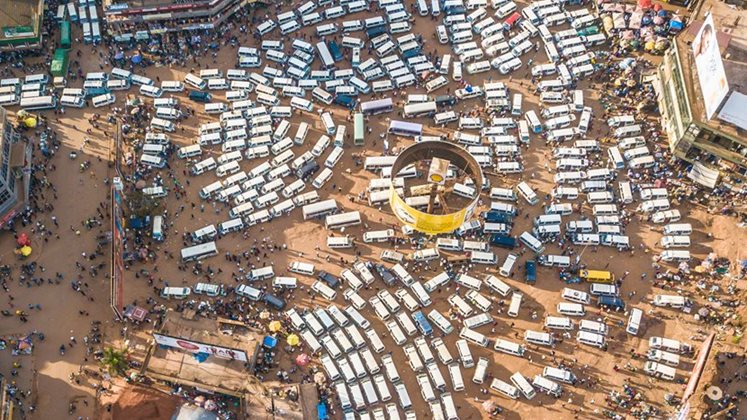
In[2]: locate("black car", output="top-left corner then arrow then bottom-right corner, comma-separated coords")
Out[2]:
296,160 -> 319,180
317,271 -> 341,289
372,264 -> 396,286
435,95 -> 457,108
263,293 -> 286,310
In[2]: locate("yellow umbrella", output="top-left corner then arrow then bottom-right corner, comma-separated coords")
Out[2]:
269,320 -> 282,332
20,246 -> 32,257
24,117 -> 37,128
287,334 -> 300,346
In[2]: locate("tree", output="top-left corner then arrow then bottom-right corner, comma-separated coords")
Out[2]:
127,190 -> 163,218
101,347 -> 128,375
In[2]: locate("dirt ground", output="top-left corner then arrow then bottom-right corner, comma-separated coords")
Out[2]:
0,1 -> 745,420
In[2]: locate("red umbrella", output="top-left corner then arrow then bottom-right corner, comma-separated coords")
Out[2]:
16,233 -> 30,247
295,353 -> 311,367
637,0 -> 652,9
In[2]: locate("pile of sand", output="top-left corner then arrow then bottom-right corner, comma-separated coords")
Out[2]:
103,385 -> 181,420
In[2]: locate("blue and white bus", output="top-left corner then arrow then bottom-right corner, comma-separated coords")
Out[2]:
360,98 -> 393,115
607,146 -> 625,170
412,311 -> 433,336
20,96 -> 57,110
316,42 -> 335,69
524,110 -> 542,133
388,120 -> 422,137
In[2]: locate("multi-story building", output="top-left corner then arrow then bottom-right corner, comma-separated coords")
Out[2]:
0,0 -> 44,51
654,1 -> 747,184
0,108 -> 31,228
102,0 -> 264,35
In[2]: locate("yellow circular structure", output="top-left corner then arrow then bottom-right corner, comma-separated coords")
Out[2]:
388,141 -> 483,235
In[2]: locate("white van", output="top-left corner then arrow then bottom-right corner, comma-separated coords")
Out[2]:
659,235 -> 691,249
484,275 -> 511,296
455,339 -> 474,368
644,361 -> 676,381
557,302 -> 585,316
590,283 -> 618,297
60,95 -> 84,108
545,316 -> 574,330
519,231 -> 545,253
494,338 -> 525,357
92,93 -> 116,107
498,253 -> 518,277
311,281 -> 337,301
647,349 -> 680,367
386,320 -> 407,345
150,117 -> 175,132
579,319 -> 608,336
235,284 -> 262,301
577,330 -> 606,348
458,327 -> 488,348
507,292 -> 522,317
431,338 -> 453,365
652,294 -> 688,309
543,367 -> 577,385
663,223 -> 692,236
288,261 -> 314,276
532,375 -> 563,397
448,363 -> 465,391
272,276 -> 297,289
160,287 -> 191,300
455,274 -> 482,291
524,330 -> 553,346
649,336 -> 691,354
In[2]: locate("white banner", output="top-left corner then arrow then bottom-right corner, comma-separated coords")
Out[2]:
692,14 -> 729,119
153,333 -> 249,362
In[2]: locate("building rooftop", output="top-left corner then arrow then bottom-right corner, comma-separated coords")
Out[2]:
157,313 -> 259,358
677,0 -> 747,139
0,0 -> 42,42
144,312 -> 261,396
102,0 -> 211,13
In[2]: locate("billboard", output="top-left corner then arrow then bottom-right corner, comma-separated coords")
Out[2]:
110,123 -> 125,320
110,187 -> 125,319
692,14 -> 729,119
153,333 -> 249,362
389,187 -> 477,235
717,91 -> 747,131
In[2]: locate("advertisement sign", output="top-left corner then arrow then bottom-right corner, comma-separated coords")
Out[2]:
107,3 -> 129,11
110,187 -> 125,319
717,91 -> 747,131
153,333 -> 249,362
3,26 -> 36,39
692,14 -> 729,119
389,187 -> 476,235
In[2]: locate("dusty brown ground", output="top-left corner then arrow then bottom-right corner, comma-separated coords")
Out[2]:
1,1 -> 745,420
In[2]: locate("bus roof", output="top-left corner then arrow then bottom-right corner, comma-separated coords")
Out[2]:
580,270 -> 612,280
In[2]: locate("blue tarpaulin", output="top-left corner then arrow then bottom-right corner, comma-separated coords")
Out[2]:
669,20 -> 684,32
263,335 -> 277,348
317,402 -> 328,420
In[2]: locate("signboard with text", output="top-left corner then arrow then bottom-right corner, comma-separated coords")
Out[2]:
153,333 -> 249,362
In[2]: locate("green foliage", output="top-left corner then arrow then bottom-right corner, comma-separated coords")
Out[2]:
100,347 -> 128,375
127,190 -> 162,218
